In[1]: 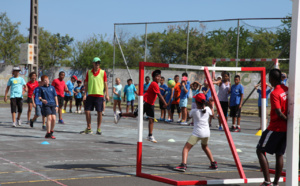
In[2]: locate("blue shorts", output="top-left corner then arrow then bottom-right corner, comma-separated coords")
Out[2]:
114,97 -> 122,101
179,98 -> 188,108
127,100 -> 134,106
42,105 -> 56,116
35,105 -> 43,117
85,96 -> 104,112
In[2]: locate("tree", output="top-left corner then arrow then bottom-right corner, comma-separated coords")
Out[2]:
0,12 -> 26,64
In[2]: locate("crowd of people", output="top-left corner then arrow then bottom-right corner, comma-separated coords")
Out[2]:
3,58 -> 289,186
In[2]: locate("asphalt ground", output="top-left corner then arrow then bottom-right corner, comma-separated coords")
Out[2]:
0,104 -> 296,186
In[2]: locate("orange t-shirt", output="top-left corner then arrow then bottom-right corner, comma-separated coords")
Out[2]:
172,82 -> 181,104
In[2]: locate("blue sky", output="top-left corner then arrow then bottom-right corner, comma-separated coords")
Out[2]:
0,0 -> 293,42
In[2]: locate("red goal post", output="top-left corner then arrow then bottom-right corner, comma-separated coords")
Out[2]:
136,62 -> 268,185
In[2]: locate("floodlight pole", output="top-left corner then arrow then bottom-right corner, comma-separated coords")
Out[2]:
29,0 -> 38,76
186,22 -> 190,72
144,23 -> 147,62
236,19 -> 240,75
112,24 -> 116,102
286,0 -> 300,185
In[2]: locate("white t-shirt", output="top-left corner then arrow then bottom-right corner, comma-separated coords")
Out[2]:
189,107 -> 212,138
113,84 -> 122,98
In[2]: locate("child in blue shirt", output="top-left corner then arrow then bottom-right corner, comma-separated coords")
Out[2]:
190,81 -> 202,125
165,79 -> 175,122
39,75 -> 58,139
229,75 -> 244,132
123,79 -> 137,113
143,76 -> 151,93
159,77 -> 168,121
4,66 -> 27,127
64,75 -> 77,113
202,79 -> 215,126
255,83 -> 273,130
113,77 -> 123,115
74,80 -> 84,114
30,81 -> 46,129
179,72 -> 190,125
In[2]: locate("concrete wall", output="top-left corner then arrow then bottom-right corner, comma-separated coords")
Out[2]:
0,65 -> 269,99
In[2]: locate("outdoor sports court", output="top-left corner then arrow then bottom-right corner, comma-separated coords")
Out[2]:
0,105 -> 292,186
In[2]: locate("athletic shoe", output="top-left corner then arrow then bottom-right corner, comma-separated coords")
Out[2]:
69,109 -> 72,113
233,127 -> 241,132
96,128 -> 102,135
180,122 -> 188,125
259,182 -> 273,186
17,119 -> 22,126
58,119 -> 64,124
209,161 -> 218,169
209,123 -> 212,127
114,112 -> 121,124
147,135 -> 157,143
173,163 -> 187,172
30,119 -> 34,128
134,107 -> 138,116
50,130 -> 54,135
218,126 -> 223,131
102,112 -> 106,116
78,110 -> 81,114
80,128 -> 93,134
165,119 -> 173,123
154,118 -> 158,122
42,125 -> 46,130
12,122 -> 16,127
177,119 -> 182,123
45,133 -> 56,139
230,126 -> 236,131
74,111 -> 78,113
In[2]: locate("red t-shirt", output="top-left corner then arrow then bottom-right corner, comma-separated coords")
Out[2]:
26,80 -> 39,98
51,78 -> 67,97
267,84 -> 288,132
144,82 -> 160,105
85,68 -> 107,97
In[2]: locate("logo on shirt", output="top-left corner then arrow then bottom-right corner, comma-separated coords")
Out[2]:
13,80 -> 18,84
280,91 -> 288,101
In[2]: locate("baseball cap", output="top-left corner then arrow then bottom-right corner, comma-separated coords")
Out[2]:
77,80 -> 82,83
193,93 -> 206,103
182,76 -> 188,81
72,75 -> 78,80
281,73 -> 286,77
12,66 -> 21,71
217,75 -> 222,79
92,57 -> 101,63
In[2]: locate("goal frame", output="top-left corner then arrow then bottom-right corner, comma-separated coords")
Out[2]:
136,62 -> 275,185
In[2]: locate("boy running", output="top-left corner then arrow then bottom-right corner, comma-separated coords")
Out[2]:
4,66 -> 27,127
114,70 -> 167,143
39,75 -> 59,139
123,79 -> 137,113
26,72 -> 39,124
174,93 -> 217,172
74,80 -> 83,113
256,69 -> 288,186
159,76 -> 168,121
30,81 -> 46,129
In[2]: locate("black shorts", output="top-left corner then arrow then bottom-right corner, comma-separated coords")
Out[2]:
85,96 -> 104,112
57,96 -> 64,107
159,99 -> 166,110
75,98 -> 82,107
257,129 -> 287,155
42,105 -> 56,116
144,102 -> 155,118
230,105 -> 241,118
220,101 -> 228,117
64,96 -> 73,102
10,98 -> 23,113
27,97 -> 33,104
171,104 -> 181,114
258,106 -> 261,117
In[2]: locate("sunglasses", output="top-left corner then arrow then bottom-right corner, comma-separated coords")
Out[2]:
94,62 -> 100,64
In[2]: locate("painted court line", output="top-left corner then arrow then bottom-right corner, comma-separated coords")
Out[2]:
0,157 -> 67,186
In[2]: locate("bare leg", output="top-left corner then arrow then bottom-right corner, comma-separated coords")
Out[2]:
69,100 -> 72,111
121,112 -> 136,117
237,117 -> 241,127
85,111 -> 91,129
17,112 -> 22,120
131,105 -> 134,113
126,105 -> 129,113
256,149 -> 271,183
182,142 -> 193,164
97,111 -> 102,130
178,112 -> 181,121
51,115 -> 56,131
181,107 -> 187,121
27,103 -> 33,121
148,118 -> 154,135
113,100 -> 117,113
42,116 -> 45,125
32,115 -> 39,121
163,109 -> 166,119
273,154 -> 284,185
232,117 -> 236,126
64,100 -> 68,110
58,107 -> 63,120
201,144 -> 214,162
118,101 -> 122,113
12,112 -> 16,122
103,101 -> 106,113
46,115 -> 52,133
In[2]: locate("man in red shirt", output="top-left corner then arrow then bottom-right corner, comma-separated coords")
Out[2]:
114,70 -> 167,143
256,69 -> 288,186
26,72 -> 39,124
51,71 -> 70,124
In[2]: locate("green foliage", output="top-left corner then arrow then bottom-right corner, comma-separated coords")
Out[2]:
0,12 -> 26,64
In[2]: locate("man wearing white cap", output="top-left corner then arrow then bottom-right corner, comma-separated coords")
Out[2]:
4,66 -> 28,127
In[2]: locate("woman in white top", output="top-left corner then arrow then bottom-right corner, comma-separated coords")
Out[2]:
174,93 -> 218,172
213,71 -> 231,130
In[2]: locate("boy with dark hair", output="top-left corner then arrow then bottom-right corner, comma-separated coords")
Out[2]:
256,69 -> 288,186
171,75 -> 181,122
115,70 -> 167,143
30,81 -> 46,129
159,76 -> 168,121
144,76 -> 151,93
229,75 -> 244,132
4,66 -> 27,127
123,79 -> 137,113
64,75 -> 77,113
74,80 -> 83,113
26,72 -> 39,124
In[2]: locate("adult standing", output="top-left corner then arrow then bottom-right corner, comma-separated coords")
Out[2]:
64,75 -> 77,113
80,57 -> 109,135
51,71 -> 70,124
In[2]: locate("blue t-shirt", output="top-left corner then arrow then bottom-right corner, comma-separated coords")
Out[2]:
144,83 -> 150,93
40,85 -> 57,106
124,84 -> 136,101
257,88 -> 272,107
65,80 -> 75,96
159,84 -> 168,96
201,87 -> 211,102
74,86 -> 83,99
180,81 -> 190,99
281,78 -> 287,86
165,87 -> 174,104
113,84 -> 123,99
33,87 -> 42,106
7,77 -> 26,98
230,84 -> 244,106
191,89 -> 200,103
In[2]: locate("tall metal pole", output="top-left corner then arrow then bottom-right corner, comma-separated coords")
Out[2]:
286,0 -> 300,185
29,0 -> 38,76
186,22 -> 190,72
236,19 -> 240,75
144,23 -> 147,62
112,24 -> 116,102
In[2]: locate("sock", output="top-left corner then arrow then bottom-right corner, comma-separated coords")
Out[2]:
148,133 -> 152,137
233,124 -> 236,127
237,125 -> 240,128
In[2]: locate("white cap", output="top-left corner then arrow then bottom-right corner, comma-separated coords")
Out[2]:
217,75 -> 222,79
12,66 -> 21,71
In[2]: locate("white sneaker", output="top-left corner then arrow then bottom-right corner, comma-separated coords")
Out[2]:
102,112 -> 106,116
180,122 -> 188,125
17,119 -> 22,126
12,122 -> 16,127
147,135 -> 157,143
78,110 -> 81,114
74,111 -> 78,113
177,119 -> 182,123
114,112 -> 121,124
